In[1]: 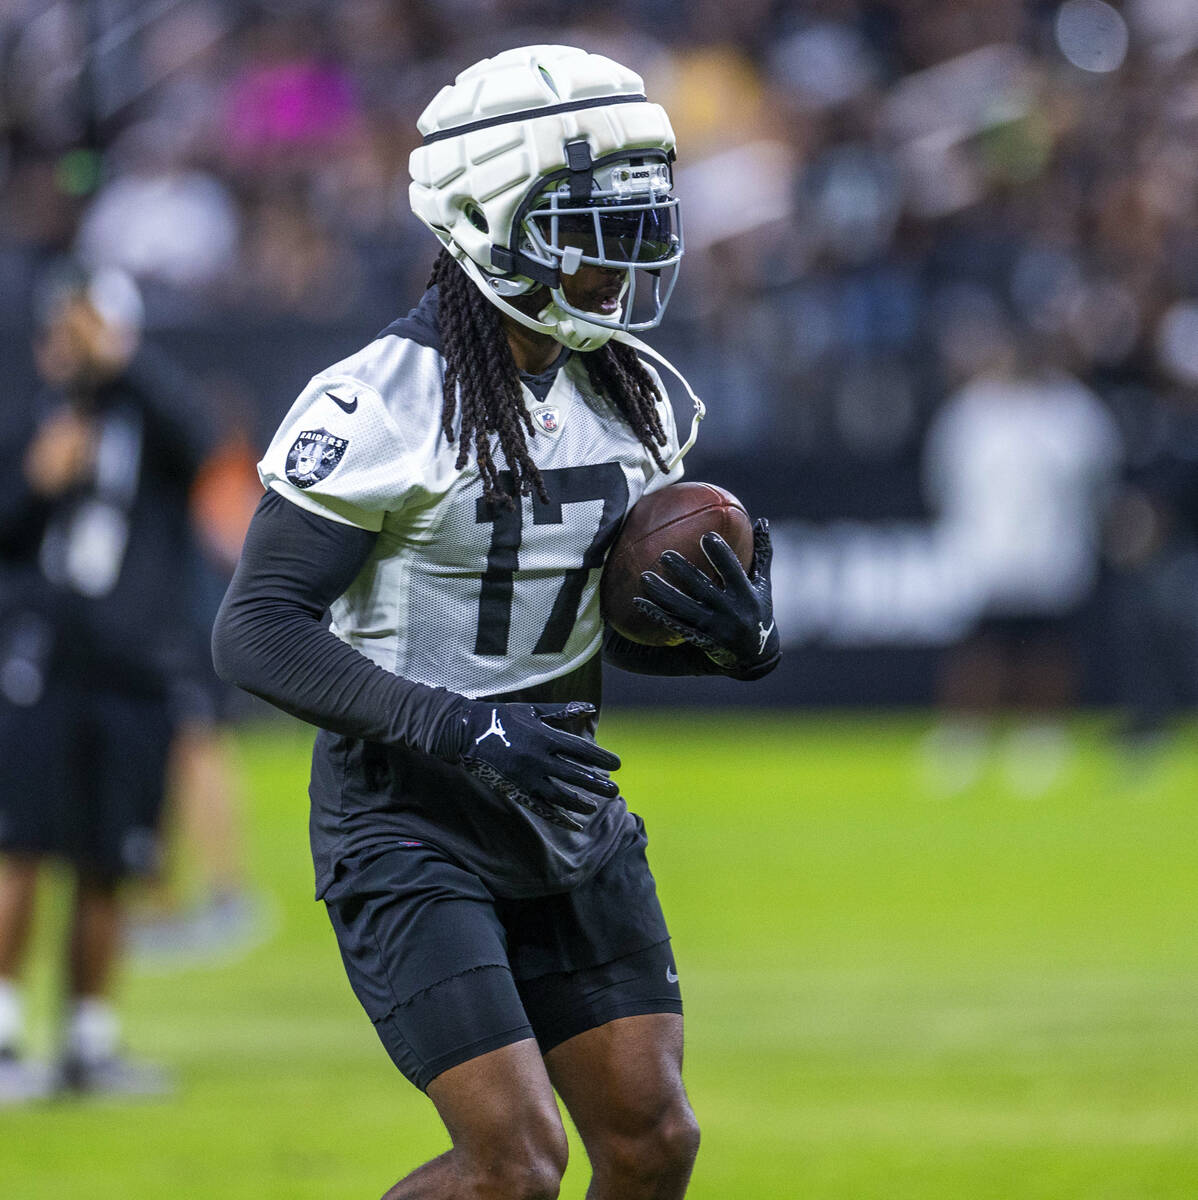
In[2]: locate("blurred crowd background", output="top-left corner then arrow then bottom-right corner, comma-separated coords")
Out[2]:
2,0 -> 1197,733
2,0 -> 1198,1111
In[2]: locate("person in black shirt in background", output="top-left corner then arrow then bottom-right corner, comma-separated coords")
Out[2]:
0,264 -> 214,1101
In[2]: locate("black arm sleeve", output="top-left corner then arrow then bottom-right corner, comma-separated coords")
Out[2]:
211,490 -> 467,757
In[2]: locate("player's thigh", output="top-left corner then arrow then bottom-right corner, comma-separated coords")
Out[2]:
495,819 -> 691,1168
325,844 -> 542,1093
543,1007 -> 685,1113
426,1037 -> 567,1178
527,938 -> 685,1110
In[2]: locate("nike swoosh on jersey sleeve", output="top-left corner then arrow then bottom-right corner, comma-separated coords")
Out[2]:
258,375 -> 418,531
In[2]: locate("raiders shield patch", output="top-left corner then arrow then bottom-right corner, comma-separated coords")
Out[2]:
285,429 -> 348,489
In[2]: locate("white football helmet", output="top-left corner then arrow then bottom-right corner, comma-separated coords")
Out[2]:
409,45 -> 683,351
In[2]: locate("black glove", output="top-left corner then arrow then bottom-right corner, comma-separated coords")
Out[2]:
446,700 -> 621,831
633,518 -> 781,680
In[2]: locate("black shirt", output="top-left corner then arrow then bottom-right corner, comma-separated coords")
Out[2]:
0,345 -> 214,694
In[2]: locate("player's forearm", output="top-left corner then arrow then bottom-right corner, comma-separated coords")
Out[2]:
212,592 -> 461,751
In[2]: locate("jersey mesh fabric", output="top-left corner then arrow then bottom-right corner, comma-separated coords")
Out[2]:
260,325 -> 682,699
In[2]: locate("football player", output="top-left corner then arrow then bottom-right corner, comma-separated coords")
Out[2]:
213,45 -> 779,1200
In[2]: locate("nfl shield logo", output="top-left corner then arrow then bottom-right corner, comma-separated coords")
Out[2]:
286,428 -> 348,488
533,407 -> 559,433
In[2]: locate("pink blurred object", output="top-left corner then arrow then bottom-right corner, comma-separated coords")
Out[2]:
225,61 -> 359,159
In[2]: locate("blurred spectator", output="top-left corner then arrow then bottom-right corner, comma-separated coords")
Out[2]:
234,185 -> 363,319
75,120 -> 241,297
221,10 -> 362,174
1102,339 -> 1198,747
921,320 -> 1122,792
1,0 -> 1198,715
0,265 -> 213,1101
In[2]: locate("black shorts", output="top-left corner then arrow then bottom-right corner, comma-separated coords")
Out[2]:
0,675 -> 171,882
324,819 -> 682,1091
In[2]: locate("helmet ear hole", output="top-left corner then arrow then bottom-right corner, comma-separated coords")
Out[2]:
464,204 -> 489,233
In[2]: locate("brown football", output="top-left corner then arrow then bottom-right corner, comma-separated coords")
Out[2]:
601,482 -> 754,646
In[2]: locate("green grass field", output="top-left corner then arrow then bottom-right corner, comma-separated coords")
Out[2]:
3,712 -> 1197,1199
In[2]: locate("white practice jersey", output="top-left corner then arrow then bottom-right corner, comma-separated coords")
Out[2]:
259,298 -> 682,698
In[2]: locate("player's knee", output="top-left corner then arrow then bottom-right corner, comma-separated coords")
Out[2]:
649,1101 -> 701,1177
460,1122 -> 568,1199
488,1159 -> 563,1200
599,1099 -> 700,1185
462,1151 -> 565,1199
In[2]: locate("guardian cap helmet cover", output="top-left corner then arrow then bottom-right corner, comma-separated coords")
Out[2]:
409,45 -> 682,350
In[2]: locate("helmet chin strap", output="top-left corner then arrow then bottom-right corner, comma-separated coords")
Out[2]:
454,250 -> 704,469
456,253 -> 614,351
615,334 -> 706,472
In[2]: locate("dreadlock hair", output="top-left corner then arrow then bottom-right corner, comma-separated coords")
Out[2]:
428,249 -> 671,507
